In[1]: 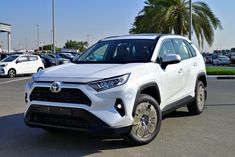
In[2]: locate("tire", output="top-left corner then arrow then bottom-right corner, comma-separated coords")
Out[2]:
37,67 -> 44,72
8,69 -> 16,78
125,94 -> 162,145
187,81 -> 206,115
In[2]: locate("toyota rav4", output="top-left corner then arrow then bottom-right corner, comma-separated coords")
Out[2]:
24,34 -> 207,145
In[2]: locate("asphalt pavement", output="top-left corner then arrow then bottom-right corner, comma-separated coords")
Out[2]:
0,78 -> 234,157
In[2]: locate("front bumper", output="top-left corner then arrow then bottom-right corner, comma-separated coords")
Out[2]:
24,79 -> 138,135
25,105 -> 132,136
0,67 -> 6,75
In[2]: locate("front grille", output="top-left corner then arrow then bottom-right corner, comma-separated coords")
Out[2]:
30,113 -> 89,128
30,87 -> 92,106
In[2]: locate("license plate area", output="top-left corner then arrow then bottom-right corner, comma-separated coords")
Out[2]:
39,106 -> 71,116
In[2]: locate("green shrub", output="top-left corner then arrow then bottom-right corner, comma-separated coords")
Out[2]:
206,67 -> 235,75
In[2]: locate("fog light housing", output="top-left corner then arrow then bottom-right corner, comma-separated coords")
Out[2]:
115,99 -> 125,117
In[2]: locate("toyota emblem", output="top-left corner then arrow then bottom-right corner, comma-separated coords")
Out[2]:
50,82 -> 62,93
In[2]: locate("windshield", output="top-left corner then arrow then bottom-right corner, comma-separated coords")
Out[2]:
76,39 -> 157,63
1,55 -> 18,62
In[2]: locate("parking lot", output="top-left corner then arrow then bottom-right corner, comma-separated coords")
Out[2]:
0,77 -> 234,157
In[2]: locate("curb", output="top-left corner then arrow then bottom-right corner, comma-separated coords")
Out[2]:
207,75 -> 235,80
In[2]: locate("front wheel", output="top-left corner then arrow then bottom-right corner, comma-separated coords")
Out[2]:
8,69 -> 16,78
125,94 -> 162,145
187,81 -> 206,115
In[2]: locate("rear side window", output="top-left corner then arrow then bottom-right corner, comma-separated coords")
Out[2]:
184,41 -> 197,57
173,39 -> 191,60
29,56 -> 38,61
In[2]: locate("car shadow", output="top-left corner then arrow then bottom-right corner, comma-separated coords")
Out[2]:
0,113 -> 131,157
163,110 -> 191,119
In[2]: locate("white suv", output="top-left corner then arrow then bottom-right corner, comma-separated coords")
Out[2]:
24,34 -> 207,145
0,54 -> 44,77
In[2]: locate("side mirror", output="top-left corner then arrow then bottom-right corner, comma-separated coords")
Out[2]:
16,60 -> 20,64
161,54 -> 181,69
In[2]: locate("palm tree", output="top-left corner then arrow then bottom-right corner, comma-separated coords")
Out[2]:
130,0 -> 222,47
77,41 -> 88,52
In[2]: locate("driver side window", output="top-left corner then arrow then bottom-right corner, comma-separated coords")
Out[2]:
157,39 -> 176,64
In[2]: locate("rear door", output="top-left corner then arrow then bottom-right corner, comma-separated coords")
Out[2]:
172,39 -> 195,97
28,56 -> 40,73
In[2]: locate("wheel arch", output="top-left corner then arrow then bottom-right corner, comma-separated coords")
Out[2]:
197,72 -> 207,87
8,68 -> 17,74
132,82 -> 161,117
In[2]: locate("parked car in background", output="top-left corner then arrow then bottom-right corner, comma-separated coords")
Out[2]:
212,55 -> 231,65
0,53 -> 10,61
57,53 -> 74,61
60,51 -> 78,57
38,54 -> 58,68
0,54 -> 44,77
205,56 -> 212,64
48,53 -> 71,65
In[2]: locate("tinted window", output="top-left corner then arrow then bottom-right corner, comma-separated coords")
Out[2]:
173,39 -> 191,60
29,56 -> 38,61
18,56 -> 28,62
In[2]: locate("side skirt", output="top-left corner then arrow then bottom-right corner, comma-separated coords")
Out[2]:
162,96 -> 194,116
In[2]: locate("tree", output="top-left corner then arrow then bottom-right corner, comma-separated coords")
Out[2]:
39,44 -> 61,52
64,40 -> 88,52
130,0 -> 222,47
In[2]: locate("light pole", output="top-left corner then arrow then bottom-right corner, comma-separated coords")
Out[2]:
52,0 -> 56,53
189,0 -> 192,40
37,24 -> 40,49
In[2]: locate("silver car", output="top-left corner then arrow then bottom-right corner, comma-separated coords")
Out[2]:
212,55 -> 231,65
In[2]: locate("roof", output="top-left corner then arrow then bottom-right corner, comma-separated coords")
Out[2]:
101,34 -> 161,41
0,22 -> 11,26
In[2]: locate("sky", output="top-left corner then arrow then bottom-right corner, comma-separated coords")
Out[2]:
0,0 -> 234,52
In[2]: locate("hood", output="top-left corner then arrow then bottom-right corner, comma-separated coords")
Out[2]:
0,62 -> 8,65
34,63 -> 145,82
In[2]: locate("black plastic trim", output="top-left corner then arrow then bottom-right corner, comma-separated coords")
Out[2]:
197,72 -> 207,87
132,82 -> 161,117
162,96 -> 194,115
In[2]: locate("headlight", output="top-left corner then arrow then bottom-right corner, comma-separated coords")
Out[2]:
0,64 -> 8,67
88,73 -> 130,92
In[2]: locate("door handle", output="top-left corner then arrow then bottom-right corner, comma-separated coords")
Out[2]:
178,68 -> 183,74
193,62 -> 197,66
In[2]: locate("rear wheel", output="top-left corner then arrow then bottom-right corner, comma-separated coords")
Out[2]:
8,69 -> 16,78
125,94 -> 162,145
187,81 -> 206,115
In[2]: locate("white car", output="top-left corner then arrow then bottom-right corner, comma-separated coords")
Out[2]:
24,34 -> 207,145
0,54 -> 44,77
